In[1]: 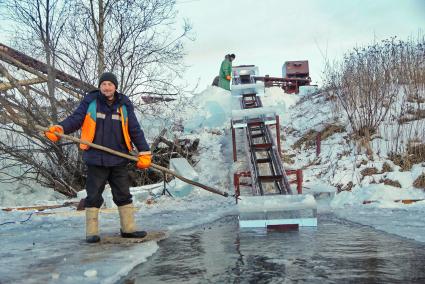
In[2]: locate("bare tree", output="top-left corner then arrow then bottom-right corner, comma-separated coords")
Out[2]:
58,0 -> 192,99
0,0 -> 83,196
4,0 -> 71,121
0,0 -> 193,197
0,61 -> 82,196
324,35 -> 425,163
324,38 -> 401,138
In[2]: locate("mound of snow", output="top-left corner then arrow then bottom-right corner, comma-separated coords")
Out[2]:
331,184 -> 425,208
0,179 -> 63,207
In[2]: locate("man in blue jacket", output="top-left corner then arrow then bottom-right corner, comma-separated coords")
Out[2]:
45,72 -> 152,243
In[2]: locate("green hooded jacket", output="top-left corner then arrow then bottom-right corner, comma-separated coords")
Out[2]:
218,59 -> 232,91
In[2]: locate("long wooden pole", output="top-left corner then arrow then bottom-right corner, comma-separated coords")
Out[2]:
36,125 -> 229,198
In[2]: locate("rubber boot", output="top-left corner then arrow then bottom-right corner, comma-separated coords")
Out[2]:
86,207 -> 100,243
118,203 -> 147,238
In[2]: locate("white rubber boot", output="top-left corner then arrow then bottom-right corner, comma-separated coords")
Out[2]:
86,207 -> 100,243
118,203 -> 147,238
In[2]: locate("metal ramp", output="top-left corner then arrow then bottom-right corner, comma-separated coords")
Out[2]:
242,94 -> 291,196
230,65 -> 317,229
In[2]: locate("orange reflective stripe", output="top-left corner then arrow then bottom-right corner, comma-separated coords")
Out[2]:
80,113 -> 96,150
79,100 -> 133,151
80,100 -> 97,150
119,106 -> 133,151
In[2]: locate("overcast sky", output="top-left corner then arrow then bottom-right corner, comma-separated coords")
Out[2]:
1,0 -> 424,92
177,0 -> 425,90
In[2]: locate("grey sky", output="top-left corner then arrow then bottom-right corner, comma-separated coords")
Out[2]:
177,0 -> 425,90
1,0 -> 423,92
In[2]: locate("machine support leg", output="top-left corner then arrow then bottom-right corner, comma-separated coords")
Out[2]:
231,123 -> 237,162
233,173 -> 240,204
296,169 -> 303,194
316,132 -> 321,157
276,115 -> 281,156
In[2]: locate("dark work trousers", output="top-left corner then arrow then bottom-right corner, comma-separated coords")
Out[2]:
85,165 -> 132,208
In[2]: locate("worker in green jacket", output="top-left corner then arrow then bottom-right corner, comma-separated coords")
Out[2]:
218,54 -> 235,91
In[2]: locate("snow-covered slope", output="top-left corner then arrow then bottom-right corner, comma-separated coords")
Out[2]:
280,87 -> 425,242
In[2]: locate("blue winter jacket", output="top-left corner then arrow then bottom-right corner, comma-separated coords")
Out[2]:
59,90 -> 150,166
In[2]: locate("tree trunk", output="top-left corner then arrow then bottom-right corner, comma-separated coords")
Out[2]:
97,0 -> 105,77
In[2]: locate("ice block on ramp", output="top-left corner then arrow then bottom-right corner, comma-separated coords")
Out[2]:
237,194 -> 317,228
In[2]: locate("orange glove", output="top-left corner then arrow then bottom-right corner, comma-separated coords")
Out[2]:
226,75 -> 231,81
136,151 -> 152,169
44,125 -> 64,142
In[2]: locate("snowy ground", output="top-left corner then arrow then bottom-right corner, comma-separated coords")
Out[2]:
281,87 -> 425,243
0,193 -> 236,283
1,85 -> 424,283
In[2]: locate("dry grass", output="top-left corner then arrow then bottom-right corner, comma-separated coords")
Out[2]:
292,124 -> 345,150
407,143 -> 425,164
389,144 -> 425,171
413,173 -> 425,189
388,153 -> 413,171
398,109 -> 425,124
321,124 -> 345,140
281,153 -> 295,164
381,162 -> 393,173
361,167 -> 379,177
382,179 -> 402,188
292,129 -> 317,149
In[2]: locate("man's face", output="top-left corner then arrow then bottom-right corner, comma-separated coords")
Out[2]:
100,81 -> 116,100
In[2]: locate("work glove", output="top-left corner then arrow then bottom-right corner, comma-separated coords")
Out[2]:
136,151 -> 152,169
226,75 -> 231,81
44,125 -> 64,142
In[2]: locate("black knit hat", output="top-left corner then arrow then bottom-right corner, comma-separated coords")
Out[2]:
230,54 -> 236,59
98,72 -> 118,89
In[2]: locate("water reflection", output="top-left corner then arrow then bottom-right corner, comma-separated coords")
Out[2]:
120,215 -> 425,283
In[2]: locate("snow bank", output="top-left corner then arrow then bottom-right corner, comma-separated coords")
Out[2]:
262,87 -> 299,122
334,204 -> 425,243
0,178 -> 64,207
331,184 -> 425,208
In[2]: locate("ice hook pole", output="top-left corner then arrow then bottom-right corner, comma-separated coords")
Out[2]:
36,125 -> 229,198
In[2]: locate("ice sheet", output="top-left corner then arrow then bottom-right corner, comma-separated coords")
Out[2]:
238,194 -> 317,213
169,158 -> 199,181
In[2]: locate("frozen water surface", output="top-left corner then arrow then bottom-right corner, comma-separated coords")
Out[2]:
120,215 -> 425,284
